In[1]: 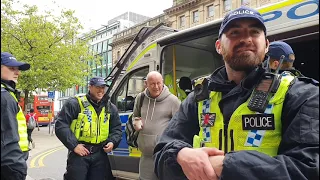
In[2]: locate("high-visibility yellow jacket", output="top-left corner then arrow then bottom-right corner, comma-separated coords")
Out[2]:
1,84 -> 29,152
70,96 -> 110,144
193,75 -> 294,156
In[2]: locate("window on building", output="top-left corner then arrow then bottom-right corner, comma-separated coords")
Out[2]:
241,0 -> 250,6
224,0 -> 231,11
102,40 -> 108,52
102,67 -> 107,77
180,15 -> 185,28
193,11 -> 199,23
97,42 -> 102,54
207,5 -> 214,17
103,52 -> 107,65
92,44 -> 97,54
97,68 -> 102,77
107,51 -> 112,65
108,39 -> 113,51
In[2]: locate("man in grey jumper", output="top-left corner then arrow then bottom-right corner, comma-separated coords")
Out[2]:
132,71 -> 181,180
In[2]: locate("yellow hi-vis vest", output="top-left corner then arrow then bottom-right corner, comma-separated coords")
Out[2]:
164,74 -> 186,101
193,75 -> 294,157
70,96 -> 110,144
1,84 -> 29,152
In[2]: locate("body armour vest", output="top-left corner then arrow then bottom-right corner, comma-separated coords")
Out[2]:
1,84 -> 29,152
70,96 -> 110,144
193,75 -> 294,157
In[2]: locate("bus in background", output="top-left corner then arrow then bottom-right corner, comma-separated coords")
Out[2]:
34,95 -> 54,126
18,97 -> 25,112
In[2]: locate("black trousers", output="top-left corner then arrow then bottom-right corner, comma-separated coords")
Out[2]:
1,165 -> 26,180
63,149 -> 115,180
27,128 -> 34,143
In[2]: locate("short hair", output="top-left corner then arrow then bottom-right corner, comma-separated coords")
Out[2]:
30,109 -> 34,113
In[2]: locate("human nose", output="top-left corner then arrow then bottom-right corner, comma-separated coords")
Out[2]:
15,69 -> 21,75
239,30 -> 252,44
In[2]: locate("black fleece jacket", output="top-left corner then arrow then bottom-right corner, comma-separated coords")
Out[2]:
55,93 -> 122,151
154,66 -> 319,180
1,79 -> 28,177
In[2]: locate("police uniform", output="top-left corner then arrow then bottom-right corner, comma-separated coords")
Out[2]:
267,41 -> 304,77
55,77 -> 122,180
154,65 -> 319,180
1,52 -> 30,180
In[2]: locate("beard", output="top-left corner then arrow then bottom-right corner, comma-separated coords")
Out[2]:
221,44 -> 264,72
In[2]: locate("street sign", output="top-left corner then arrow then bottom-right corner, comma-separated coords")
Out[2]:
48,91 -> 55,99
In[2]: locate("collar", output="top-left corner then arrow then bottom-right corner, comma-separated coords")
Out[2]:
1,79 -> 16,91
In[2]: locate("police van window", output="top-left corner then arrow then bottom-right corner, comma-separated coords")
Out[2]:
115,67 -> 149,112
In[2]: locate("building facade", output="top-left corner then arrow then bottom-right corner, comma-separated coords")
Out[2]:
57,12 -> 150,109
111,0 -> 282,65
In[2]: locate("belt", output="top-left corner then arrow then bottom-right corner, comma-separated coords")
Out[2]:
81,143 -> 104,154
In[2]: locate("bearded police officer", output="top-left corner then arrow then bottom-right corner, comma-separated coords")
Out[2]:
55,76 -> 122,180
1,52 -> 30,180
154,6 -> 319,180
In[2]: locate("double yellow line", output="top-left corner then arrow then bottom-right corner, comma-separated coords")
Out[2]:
29,146 -> 65,168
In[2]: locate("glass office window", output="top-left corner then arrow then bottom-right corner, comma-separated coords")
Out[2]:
107,51 -> 112,65
103,40 -> 108,52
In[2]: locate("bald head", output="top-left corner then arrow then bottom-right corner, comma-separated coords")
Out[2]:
146,71 -> 164,98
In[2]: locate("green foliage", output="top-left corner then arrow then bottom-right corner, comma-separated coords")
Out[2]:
1,0 -> 98,92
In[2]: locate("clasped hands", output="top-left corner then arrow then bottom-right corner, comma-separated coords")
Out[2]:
177,147 -> 225,180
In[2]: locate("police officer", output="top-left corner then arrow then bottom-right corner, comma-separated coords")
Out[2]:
1,52 -> 30,180
266,41 -> 304,77
55,76 -> 122,180
154,7 -> 319,180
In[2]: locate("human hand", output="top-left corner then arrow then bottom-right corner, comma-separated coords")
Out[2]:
73,144 -> 90,156
209,155 -> 225,178
177,147 -> 224,180
103,142 -> 114,153
133,117 -> 143,131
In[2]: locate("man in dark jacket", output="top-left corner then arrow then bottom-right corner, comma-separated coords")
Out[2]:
55,76 -> 122,180
154,7 -> 319,180
1,52 -> 31,180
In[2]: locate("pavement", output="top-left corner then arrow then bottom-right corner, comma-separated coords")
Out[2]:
26,126 -> 63,180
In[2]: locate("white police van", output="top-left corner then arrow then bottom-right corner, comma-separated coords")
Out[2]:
106,1 -> 319,179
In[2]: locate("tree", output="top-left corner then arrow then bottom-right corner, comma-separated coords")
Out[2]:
1,0 -> 98,110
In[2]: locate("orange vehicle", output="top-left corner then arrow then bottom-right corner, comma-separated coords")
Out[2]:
33,95 -> 54,126
18,97 -> 25,112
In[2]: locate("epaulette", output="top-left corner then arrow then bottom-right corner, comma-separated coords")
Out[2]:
194,77 -> 210,102
297,77 -> 319,86
80,97 -> 90,108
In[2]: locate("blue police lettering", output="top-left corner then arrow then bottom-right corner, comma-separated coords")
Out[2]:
262,0 -> 319,23
244,116 -> 272,128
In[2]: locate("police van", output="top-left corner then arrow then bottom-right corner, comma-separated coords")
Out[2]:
106,0 -> 319,179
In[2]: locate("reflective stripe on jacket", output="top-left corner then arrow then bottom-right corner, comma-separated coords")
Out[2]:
1,84 -> 29,152
194,75 -> 294,156
70,96 -> 110,144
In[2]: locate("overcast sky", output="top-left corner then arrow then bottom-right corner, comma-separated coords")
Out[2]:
15,0 -> 173,32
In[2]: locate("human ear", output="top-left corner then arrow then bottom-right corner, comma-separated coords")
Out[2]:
215,39 -> 221,54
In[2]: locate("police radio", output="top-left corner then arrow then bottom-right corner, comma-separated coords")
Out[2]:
248,55 -> 285,113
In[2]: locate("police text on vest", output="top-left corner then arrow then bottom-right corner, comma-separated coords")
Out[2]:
242,114 -> 275,130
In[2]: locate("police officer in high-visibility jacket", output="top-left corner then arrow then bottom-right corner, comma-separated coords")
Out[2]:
55,76 -> 122,180
154,6 -> 319,180
1,52 -> 30,180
